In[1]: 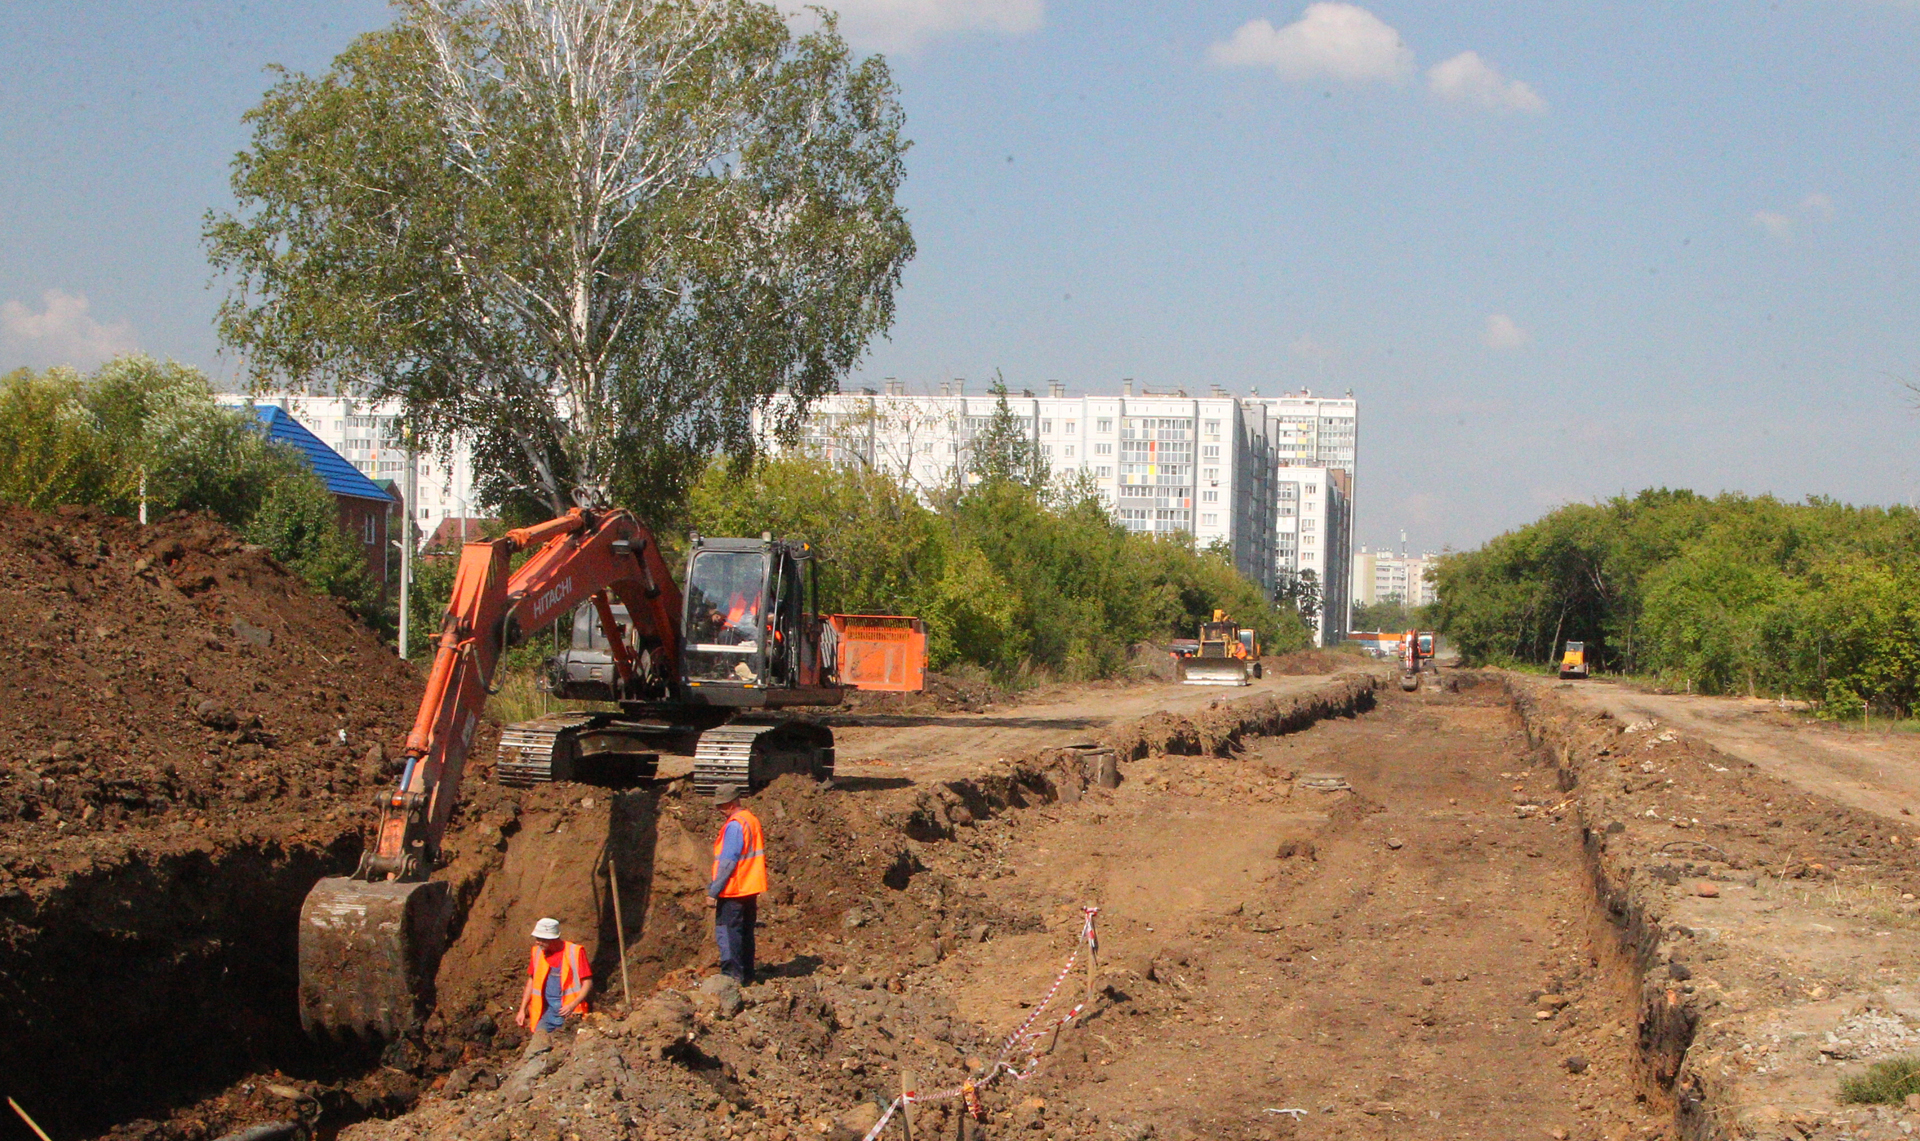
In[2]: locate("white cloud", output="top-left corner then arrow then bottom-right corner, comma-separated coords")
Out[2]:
1288,333 -> 1335,361
1482,313 -> 1529,350
776,0 -> 1042,53
1207,3 -> 1414,84
1750,210 -> 1793,240
1750,193 -> 1835,241
1,289 -> 136,368
1426,51 -> 1547,114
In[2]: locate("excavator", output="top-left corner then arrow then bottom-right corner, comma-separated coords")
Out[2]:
1398,629 -> 1436,691
297,509 -> 925,1042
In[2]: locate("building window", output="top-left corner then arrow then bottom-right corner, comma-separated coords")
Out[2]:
363,515 -> 376,545
1202,445 -> 1220,459
1301,519 -> 1315,530
1202,490 -> 1218,503
1041,419 -> 1053,434
1203,468 -> 1218,482
1097,418 -> 1113,432
1064,445 -> 1075,457
1204,420 -> 1220,438
1095,442 -> 1112,455
1096,466 -> 1112,478
1065,420 -> 1076,433
1306,484 -> 1318,494
1201,513 -> 1218,527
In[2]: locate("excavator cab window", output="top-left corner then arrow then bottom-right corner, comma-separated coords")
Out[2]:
684,549 -> 769,683
767,549 -> 806,686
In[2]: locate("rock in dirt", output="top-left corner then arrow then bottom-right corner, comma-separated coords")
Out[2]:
834,1100 -> 883,1139
1564,1055 -> 1589,1074
698,972 -> 744,1017
1694,881 -> 1720,898
622,990 -> 696,1059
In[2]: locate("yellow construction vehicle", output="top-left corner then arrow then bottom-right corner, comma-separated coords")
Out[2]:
1180,610 -> 1258,686
1559,640 -> 1589,679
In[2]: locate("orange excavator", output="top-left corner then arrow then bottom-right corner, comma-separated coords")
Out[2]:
297,508 -> 925,1041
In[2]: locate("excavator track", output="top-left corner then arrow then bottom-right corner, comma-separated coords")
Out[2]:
495,712 -> 605,786
692,723 -> 834,798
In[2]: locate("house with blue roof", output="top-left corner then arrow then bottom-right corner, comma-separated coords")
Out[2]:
249,404 -> 400,593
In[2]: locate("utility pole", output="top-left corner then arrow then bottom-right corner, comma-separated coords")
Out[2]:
399,447 -> 417,659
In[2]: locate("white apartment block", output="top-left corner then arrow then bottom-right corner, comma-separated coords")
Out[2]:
774,381 -> 1355,646
226,393 -> 481,546
1352,548 -> 1439,610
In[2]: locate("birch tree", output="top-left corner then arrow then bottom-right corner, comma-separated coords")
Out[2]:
207,0 -> 913,518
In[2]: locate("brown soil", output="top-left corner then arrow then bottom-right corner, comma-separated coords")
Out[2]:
0,505 -> 435,1139
1517,678 -> 1920,1140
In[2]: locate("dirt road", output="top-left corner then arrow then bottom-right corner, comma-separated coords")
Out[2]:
1557,680 -> 1920,823
916,675 -> 1656,1140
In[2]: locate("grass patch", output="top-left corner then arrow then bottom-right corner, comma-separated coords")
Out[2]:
1840,1056 -> 1920,1104
485,666 -> 610,726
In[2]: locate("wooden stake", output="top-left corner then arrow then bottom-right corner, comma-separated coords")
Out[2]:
901,1070 -> 915,1141
609,856 -> 633,1009
9,1097 -> 53,1141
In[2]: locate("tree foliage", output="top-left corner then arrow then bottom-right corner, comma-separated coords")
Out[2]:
206,0 -> 914,520
686,456 -> 1309,680
1433,489 -> 1920,715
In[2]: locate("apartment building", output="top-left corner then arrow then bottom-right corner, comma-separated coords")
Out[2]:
1352,548 -> 1439,608
775,382 -> 1356,646
228,393 -> 482,545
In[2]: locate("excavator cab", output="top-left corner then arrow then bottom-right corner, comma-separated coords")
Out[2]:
681,536 -> 821,695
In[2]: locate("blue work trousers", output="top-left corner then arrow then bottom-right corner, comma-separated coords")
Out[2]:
715,894 -> 758,984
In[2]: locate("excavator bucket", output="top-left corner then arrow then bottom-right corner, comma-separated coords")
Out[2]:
1179,656 -> 1251,686
298,877 -> 452,1041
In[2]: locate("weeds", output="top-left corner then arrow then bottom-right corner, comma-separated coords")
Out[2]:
1840,1056 -> 1920,1104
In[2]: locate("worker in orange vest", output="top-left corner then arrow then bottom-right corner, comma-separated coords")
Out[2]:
707,783 -> 766,985
515,917 -> 592,1037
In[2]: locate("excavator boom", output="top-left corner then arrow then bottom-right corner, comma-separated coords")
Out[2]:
300,509 -> 680,1040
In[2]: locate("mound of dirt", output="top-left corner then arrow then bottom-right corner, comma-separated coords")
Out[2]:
1263,647 -> 1372,675
0,504 -> 424,884
836,670 -> 1005,716
0,504 -> 429,1138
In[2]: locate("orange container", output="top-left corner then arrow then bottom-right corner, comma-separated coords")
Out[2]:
828,615 -> 927,692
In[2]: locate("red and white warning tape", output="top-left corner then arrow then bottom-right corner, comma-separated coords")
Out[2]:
858,907 -> 1101,1141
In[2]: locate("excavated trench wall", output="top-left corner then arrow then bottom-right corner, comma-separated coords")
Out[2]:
1505,679 -> 1711,1139
879,671 -> 1383,842
0,831 -> 368,1139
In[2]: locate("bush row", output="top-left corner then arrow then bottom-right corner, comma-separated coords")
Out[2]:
1433,489 -> 1920,716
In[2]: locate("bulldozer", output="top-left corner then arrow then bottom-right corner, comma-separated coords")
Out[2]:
1179,610 -> 1261,686
1559,640 -> 1589,680
298,509 -> 925,1042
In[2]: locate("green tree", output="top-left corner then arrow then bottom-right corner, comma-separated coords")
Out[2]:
243,461 -> 383,619
206,0 -> 914,520
0,368 -> 119,511
968,381 -> 1047,490
83,356 -> 288,524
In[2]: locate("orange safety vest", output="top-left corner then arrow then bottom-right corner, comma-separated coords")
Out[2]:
712,807 -> 768,898
521,940 -> 591,1028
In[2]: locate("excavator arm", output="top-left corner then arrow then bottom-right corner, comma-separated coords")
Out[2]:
300,508 -> 681,1040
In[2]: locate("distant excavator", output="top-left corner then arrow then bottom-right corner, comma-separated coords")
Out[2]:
298,508 -> 925,1042
1398,629 -> 1436,691
1179,610 -> 1262,686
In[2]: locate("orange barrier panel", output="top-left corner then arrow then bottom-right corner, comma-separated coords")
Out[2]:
829,614 -> 927,692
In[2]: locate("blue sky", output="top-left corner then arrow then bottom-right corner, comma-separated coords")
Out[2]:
4,2 -> 1919,552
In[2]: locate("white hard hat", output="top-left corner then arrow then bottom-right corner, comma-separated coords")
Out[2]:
531,917 -> 562,941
